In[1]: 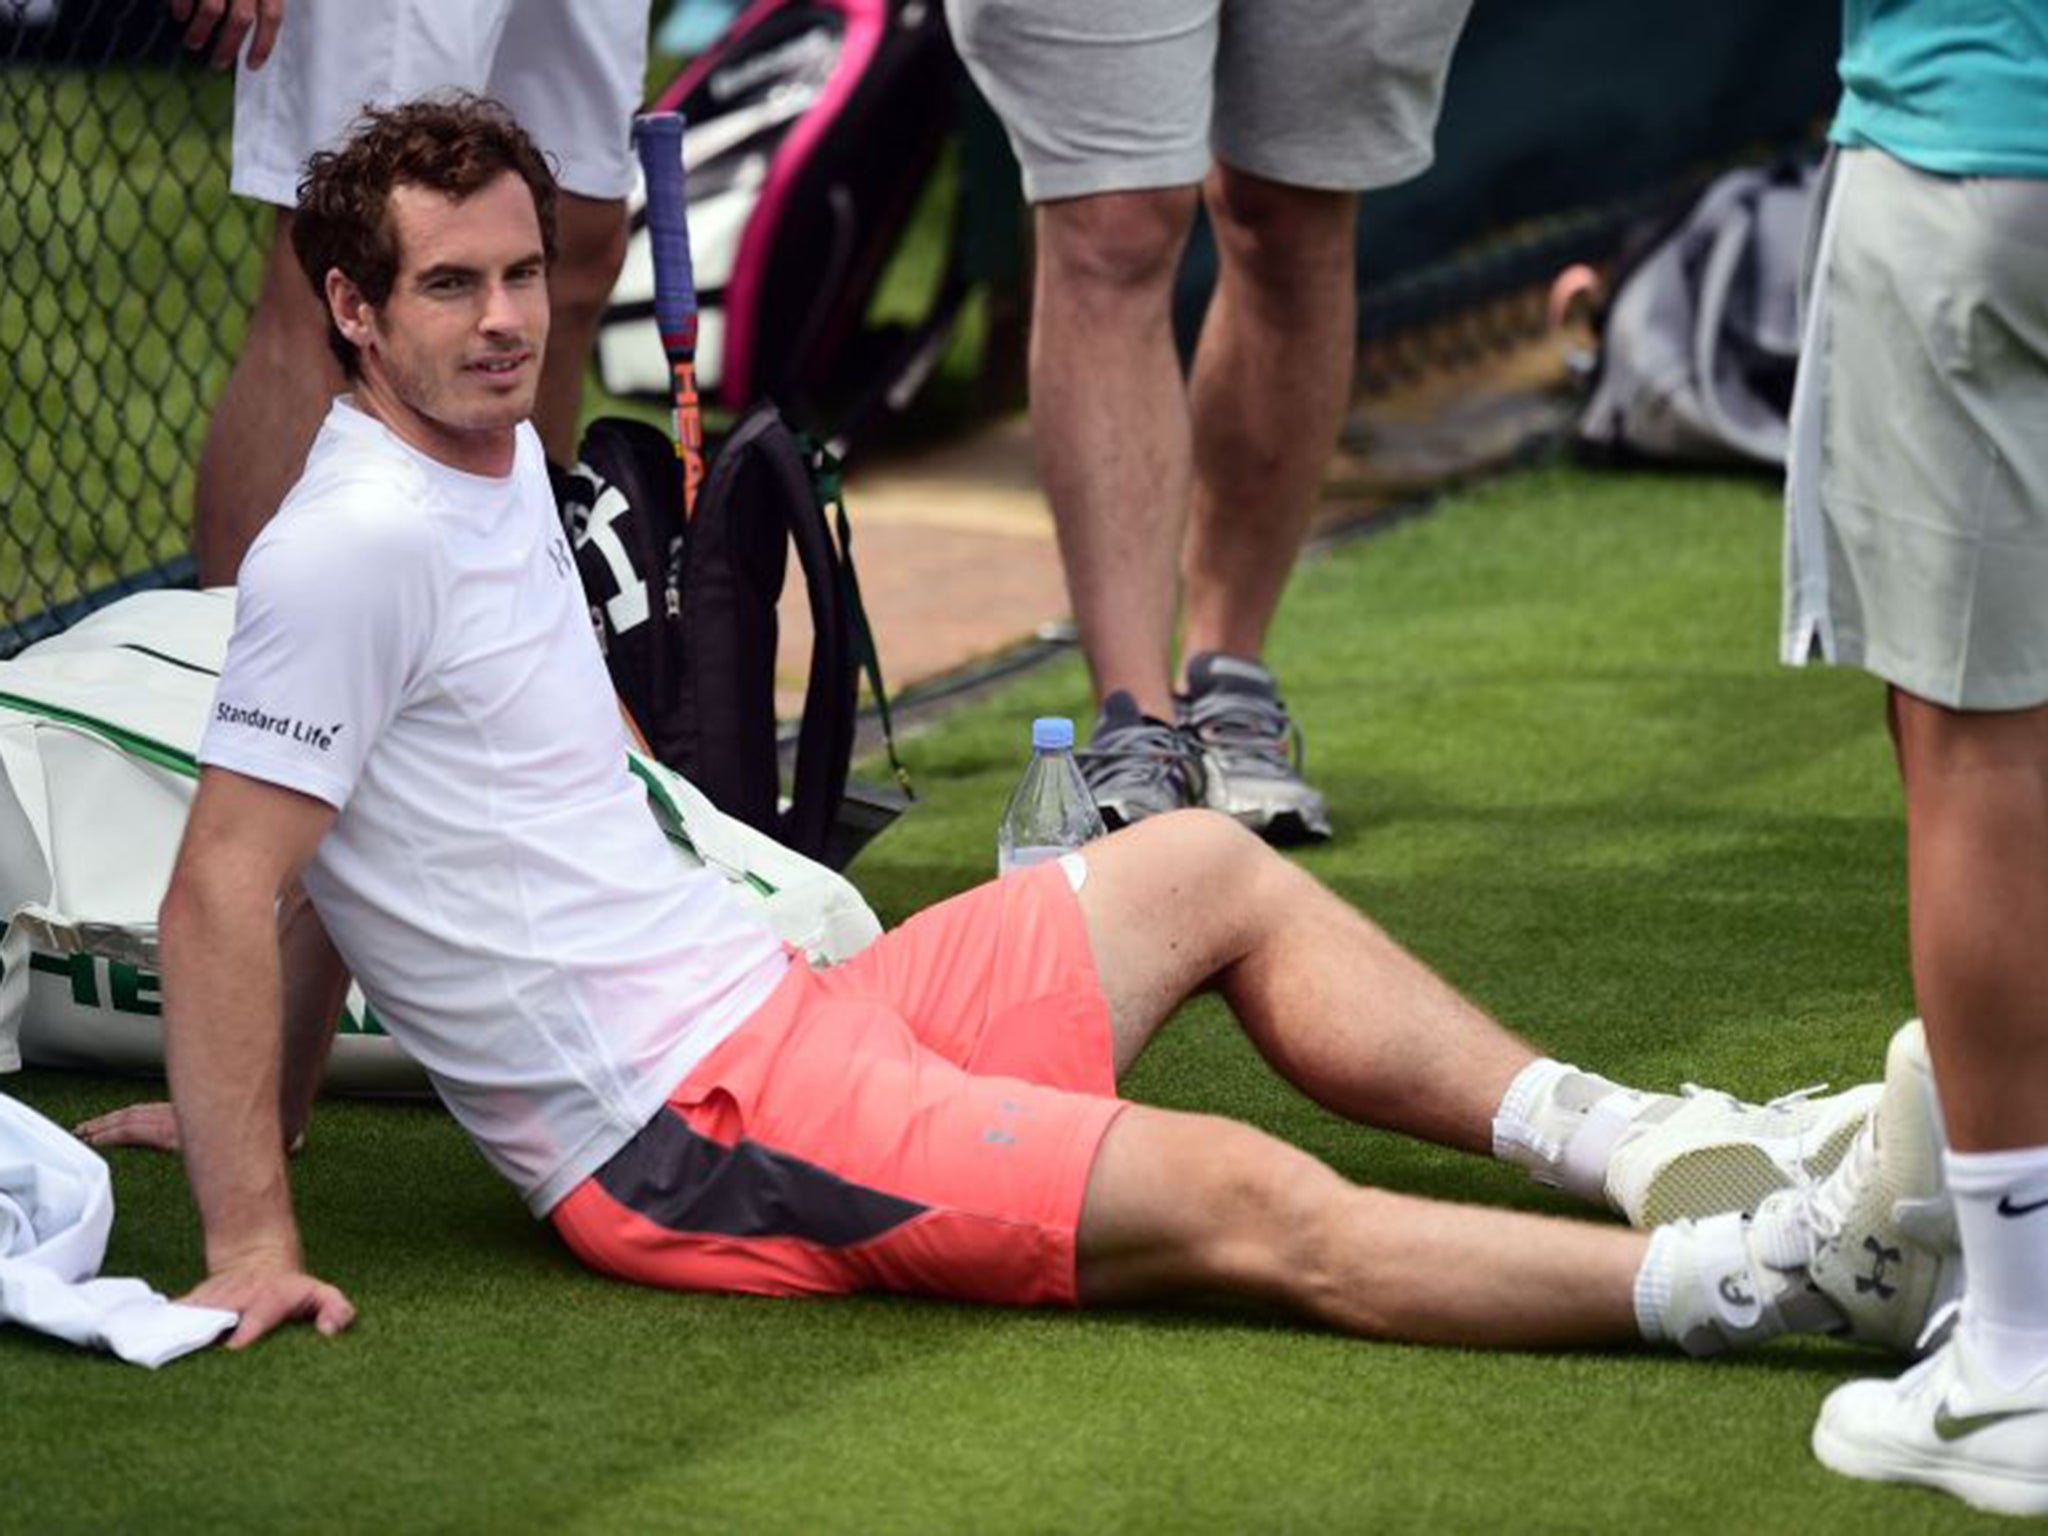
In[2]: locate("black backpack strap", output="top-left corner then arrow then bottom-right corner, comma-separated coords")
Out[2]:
749,414 -> 854,860
803,435 -> 913,802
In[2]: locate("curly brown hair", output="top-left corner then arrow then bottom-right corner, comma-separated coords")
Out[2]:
292,93 -> 560,378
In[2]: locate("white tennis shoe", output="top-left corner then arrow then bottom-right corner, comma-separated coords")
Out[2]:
1791,1020 -> 1963,1355
1651,1208 -> 1842,1357
1813,1329 -> 2048,1517
1605,1079 -> 1879,1228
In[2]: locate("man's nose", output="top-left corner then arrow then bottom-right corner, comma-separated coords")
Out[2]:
479,276 -> 526,334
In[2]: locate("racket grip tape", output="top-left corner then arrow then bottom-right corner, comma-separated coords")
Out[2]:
632,112 -> 697,355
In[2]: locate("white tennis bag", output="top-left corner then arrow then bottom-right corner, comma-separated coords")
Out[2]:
0,590 -> 881,1093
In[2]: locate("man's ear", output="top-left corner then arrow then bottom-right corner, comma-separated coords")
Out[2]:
326,268 -> 374,353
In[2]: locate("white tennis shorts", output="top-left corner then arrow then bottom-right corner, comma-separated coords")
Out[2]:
1784,147 -> 2048,709
231,0 -> 649,205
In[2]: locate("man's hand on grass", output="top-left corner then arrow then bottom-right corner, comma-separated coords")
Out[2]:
76,1102 -> 307,1156
188,1261 -> 355,1350
75,1101 -> 180,1152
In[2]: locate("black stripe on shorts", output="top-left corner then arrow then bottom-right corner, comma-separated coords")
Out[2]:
596,1106 -> 926,1247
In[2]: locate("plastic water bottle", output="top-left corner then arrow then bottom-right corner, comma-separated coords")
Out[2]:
998,717 -> 1107,875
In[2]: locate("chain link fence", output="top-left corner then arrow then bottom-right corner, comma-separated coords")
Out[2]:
2,0 -> 264,653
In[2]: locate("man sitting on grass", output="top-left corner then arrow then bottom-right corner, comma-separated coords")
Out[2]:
83,95 -> 1957,1368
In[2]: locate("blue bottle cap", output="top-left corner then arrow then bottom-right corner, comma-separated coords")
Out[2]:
1031,716 -> 1075,751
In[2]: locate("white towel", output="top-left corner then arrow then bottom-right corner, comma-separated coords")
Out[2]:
0,1093 -> 235,1367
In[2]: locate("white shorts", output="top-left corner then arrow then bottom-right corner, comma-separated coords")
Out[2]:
1783,148 -> 2048,709
944,0 -> 1474,203
231,0 -> 649,205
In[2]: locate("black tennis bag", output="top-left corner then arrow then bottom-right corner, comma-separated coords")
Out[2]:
551,404 -> 905,868
596,0 -> 970,449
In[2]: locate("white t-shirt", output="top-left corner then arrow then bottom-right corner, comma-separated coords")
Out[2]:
199,400 -> 789,1214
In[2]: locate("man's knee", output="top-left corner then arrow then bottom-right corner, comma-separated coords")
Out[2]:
1109,808 -> 1277,899
1080,1109 -> 1344,1304
1205,166 -> 1356,295
1895,689 -> 2048,780
1168,1137 -> 1457,1341
1154,803 -> 1268,861
1036,186 -> 1201,299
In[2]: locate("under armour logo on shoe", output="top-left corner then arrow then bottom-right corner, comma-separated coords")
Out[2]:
1854,1234 -> 1901,1299
1718,1273 -> 1755,1309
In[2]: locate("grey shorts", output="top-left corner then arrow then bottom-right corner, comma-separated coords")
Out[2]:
943,0 -> 1473,203
1784,148 -> 2048,709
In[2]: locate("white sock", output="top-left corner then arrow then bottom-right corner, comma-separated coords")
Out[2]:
1634,1208 -> 1838,1356
1632,1225 -> 1684,1345
1948,1143 -> 2048,1389
1493,1057 -> 1664,1208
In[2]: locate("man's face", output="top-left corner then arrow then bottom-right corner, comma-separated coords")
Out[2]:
340,170 -> 551,462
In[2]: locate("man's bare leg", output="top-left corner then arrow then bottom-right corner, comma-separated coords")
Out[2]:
531,189 -> 628,467
1073,811 -> 1885,1231
1068,813 -> 1847,1351
1894,690 -> 2048,1388
1079,1105 -> 1646,1347
1029,187 -> 1201,722
1076,811 -> 1534,1150
1180,167 -> 1358,666
1895,693 -> 2048,1149
192,209 -> 339,586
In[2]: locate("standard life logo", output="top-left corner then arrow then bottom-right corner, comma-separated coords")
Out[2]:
0,921 -> 390,1036
214,700 -> 345,753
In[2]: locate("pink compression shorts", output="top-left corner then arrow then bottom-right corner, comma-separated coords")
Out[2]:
550,859 -> 1125,1306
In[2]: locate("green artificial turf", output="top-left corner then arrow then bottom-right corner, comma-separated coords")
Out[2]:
1,464 -> 2004,1533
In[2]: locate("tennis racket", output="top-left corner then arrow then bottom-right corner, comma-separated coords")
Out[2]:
632,111 -> 705,518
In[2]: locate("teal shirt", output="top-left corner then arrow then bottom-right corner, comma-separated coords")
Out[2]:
1833,0 -> 2048,176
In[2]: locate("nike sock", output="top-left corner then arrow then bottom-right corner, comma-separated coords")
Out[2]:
1948,1143 -> 2048,1390
1492,1057 -> 1670,1208
1634,1210 -> 1839,1356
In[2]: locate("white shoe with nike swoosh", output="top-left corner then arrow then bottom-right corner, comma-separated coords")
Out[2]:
1812,1326 -> 2048,1517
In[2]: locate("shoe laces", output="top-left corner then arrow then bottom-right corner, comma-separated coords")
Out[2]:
1076,715 -> 1201,797
1803,1112 -> 1878,1247
1675,1081 -> 1834,1121
1182,684 -> 1305,782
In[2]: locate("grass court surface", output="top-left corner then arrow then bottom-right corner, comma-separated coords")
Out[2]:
3,464 -> 2003,1532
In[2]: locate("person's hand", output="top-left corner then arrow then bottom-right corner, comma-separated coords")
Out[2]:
186,1261 -> 355,1350
75,1101 -> 180,1152
75,1101 -> 307,1156
167,0 -> 286,72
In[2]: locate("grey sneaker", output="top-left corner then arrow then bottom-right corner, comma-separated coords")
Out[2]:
1179,652 -> 1332,843
1076,690 -> 1203,829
